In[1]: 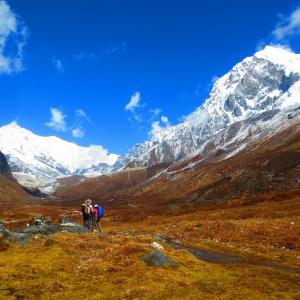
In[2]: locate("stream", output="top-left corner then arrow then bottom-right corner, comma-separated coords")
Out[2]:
165,240 -> 300,274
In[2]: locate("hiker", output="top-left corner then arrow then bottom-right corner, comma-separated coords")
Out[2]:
81,200 -> 90,229
88,199 -> 94,230
81,199 -> 93,230
92,205 -> 98,232
94,204 -> 104,232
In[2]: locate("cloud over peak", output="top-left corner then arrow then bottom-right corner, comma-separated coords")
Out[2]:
45,108 -> 67,132
72,127 -> 85,138
125,91 -> 141,112
272,6 -> 300,40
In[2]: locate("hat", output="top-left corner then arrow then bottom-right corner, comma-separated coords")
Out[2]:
85,199 -> 92,205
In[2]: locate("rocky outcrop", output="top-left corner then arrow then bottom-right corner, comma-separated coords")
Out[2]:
0,216 -> 88,244
0,151 -> 11,176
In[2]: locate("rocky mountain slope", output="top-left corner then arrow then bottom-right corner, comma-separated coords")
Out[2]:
0,151 -> 11,176
55,105 -> 300,213
54,46 -> 300,206
110,46 -> 300,168
0,151 -> 32,204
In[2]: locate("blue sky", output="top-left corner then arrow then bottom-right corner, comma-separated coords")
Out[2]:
0,0 -> 300,155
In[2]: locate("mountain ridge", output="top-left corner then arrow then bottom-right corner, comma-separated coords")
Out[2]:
1,45 -> 300,193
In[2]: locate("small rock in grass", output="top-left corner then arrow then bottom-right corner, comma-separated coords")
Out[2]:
151,241 -> 164,250
140,251 -> 178,267
60,224 -> 88,233
0,224 -> 10,239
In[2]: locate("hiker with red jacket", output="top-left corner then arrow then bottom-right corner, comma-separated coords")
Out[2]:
94,204 -> 104,232
92,205 -> 98,232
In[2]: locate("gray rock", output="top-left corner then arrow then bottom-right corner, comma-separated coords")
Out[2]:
59,216 -> 72,225
140,250 -> 178,267
0,151 -> 11,176
0,224 -> 10,238
60,223 -> 88,233
8,232 -> 31,244
20,224 -> 60,235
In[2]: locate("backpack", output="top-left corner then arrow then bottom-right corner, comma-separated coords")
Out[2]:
93,207 -> 98,218
97,206 -> 104,218
81,203 -> 90,215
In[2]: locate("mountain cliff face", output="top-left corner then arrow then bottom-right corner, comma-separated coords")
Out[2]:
112,46 -> 300,168
0,151 -> 32,203
0,151 -> 11,176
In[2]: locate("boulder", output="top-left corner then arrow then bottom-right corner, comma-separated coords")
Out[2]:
0,224 -> 10,239
60,216 -> 72,225
60,223 -> 88,234
59,216 -> 88,233
0,215 -> 88,245
20,224 -> 60,235
8,232 -> 31,244
140,251 -> 178,267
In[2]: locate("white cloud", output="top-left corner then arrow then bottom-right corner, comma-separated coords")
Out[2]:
75,109 -> 89,120
150,121 -> 163,136
52,57 -> 64,72
125,91 -> 141,112
149,116 -> 171,136
0,0 -> 28,74
272,7 -> 300,40
45,108 -> 67,132
161,115 -> 169,125
73,109 -> 90,137
72,51 -> 96,61
72,127 -> 85,138
149,108 -> 162,119
104,42 -> 127,54
83,145 -> 118,166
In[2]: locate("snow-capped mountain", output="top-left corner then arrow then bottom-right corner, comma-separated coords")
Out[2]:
1,45 -> 300,193
113,46 -> 300,167
0,122 -> 118,192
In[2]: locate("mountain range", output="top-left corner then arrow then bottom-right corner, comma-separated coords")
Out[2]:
0,45 -> 300,194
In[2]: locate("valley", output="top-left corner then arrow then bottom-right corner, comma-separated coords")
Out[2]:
0,45 -> 300,299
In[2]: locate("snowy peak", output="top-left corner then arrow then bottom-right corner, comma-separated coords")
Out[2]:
2,45 -> 300,191
0,122 -> 118,179
254,46 -> 300,74
122,46 -> 300,167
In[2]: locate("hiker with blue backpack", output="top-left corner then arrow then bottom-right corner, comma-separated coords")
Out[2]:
93,204 -> 104,232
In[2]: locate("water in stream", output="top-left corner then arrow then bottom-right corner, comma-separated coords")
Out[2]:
166,240 -> 300,274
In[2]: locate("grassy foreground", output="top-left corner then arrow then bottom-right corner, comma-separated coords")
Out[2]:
0,232 -> 299,300
0,193 -> 300,299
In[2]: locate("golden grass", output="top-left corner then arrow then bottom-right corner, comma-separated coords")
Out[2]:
0,192 -> 300,299
0,230 -> 299,299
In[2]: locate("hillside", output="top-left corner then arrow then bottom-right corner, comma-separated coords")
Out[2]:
0,152 -> 32,205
